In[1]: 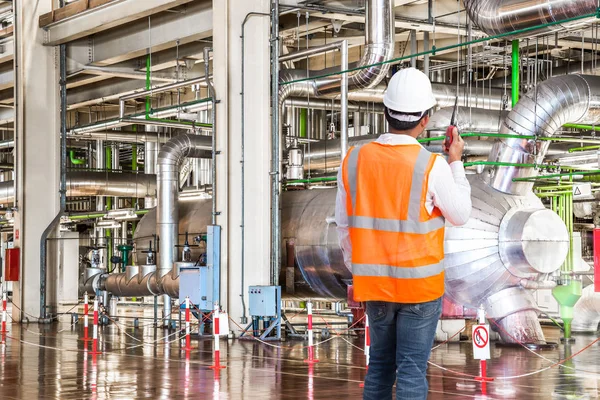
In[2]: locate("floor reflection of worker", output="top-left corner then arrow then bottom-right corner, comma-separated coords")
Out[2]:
336,68 -> 472,400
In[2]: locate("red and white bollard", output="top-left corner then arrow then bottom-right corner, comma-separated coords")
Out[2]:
209,303 -> 225,370
83,292 -> 89,342
184,297 -> 191,351
304,300 -> 319,364
1,287 -> 7,334
91,298 -> 101,355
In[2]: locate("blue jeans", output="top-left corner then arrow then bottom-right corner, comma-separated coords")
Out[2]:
363,297 -> 442,400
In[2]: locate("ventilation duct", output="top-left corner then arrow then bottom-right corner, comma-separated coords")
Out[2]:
463,0 -> 597,37
0,171 -> 157,204
279,0 -> 394,106
484,74 -> 600,195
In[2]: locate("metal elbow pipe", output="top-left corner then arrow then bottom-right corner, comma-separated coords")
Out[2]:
484,74 -> 600,195
463,0 -> 597,38
278,0 -> 394,107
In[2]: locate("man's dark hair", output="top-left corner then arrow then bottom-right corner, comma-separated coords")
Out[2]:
384,107 -> 429,131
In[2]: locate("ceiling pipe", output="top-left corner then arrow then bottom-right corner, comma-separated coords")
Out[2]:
0,172 -> 158,204
463,0 -> 597,38
484,74 -> 600,195
278,0 -> 394,106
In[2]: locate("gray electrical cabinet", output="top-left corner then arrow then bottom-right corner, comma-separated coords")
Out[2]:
248,286 -> 280,317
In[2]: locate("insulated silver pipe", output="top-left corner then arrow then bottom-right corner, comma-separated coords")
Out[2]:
285,98 -> 385,113
463,0 -> 597,37
279,0 -> 394,104
119,76 -> 210,119
342,83 -> 507,110
484,74 -> 600,195
340,40 -> 349,159
157,134 -> 212,323
0,172 -> 157,203
426,107 -> 508,134
145,136 -> 158,209
70,130 -> 171,144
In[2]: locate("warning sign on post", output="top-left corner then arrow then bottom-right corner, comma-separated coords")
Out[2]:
472,324 -> 491,360
573,183 -> 592,199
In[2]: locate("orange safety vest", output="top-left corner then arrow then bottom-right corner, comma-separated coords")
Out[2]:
341,142 -> 445,303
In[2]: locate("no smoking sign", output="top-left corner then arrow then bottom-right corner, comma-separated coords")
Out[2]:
472,324 -> 490,360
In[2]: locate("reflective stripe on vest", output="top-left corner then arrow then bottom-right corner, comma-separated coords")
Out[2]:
353,262 -> 444,279
344,143 -> 446,302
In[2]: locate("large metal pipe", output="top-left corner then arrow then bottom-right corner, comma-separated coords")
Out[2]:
279,0 -> 394,104
0,172 -> 158,204
341,83 -> 507,110
485,74 -> 600,195
426,107 -> 508,134
157,134 -> 212,321
463,0 -> 597,38
302,136 -> 499,176
69,130 -> 171,144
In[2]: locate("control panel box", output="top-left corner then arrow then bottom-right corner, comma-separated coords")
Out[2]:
179,266 -> 212,310
248,286 -> 280,317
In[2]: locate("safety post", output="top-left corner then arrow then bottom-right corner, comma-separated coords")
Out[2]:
209,303 -> 226,370
185,297 -> 191,351
473,306 -> 493,395
360,314 -> 370,388
82,292 -> 89,341
1,286 -> 7,334
91,298 -> 101,355
304,300 -> 319,364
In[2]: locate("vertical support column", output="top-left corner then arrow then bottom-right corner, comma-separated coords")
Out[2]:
13,0 -> 61,321
213,0 -> 271,324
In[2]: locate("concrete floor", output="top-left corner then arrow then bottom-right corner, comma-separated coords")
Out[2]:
0,305 -> 599,399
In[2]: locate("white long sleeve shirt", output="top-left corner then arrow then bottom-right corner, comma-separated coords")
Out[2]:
335,133 -> 472,272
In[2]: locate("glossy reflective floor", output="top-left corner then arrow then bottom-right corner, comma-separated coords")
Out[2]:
0,305 -> 599,399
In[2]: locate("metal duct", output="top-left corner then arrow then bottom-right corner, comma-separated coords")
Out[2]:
303,135 -> 498,176
279,0 -> 394,105
572,285 -> 600,332
69,130 -> 174,144
341,83 -> 507,111
463,0 -> 597,37
485,74 -> 600,195
156,134 -> 212,319
0,172 -> 157,204
426,107 -> 508,134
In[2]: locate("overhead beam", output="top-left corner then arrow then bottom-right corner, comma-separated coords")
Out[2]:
80,1 -> 213,66
42,0 -> 196,46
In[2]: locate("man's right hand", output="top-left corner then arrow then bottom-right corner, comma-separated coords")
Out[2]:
443,127 -> 464,164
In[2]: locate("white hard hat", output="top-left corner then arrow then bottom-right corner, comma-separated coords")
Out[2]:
383,67 -> 437,113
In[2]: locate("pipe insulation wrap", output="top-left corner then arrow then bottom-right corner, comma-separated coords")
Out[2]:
486,75 -> 600,195
463,0 -> 598,37
156,134 -> 212,280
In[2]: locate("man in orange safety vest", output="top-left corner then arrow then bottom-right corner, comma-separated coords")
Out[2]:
335,67 -> 472,400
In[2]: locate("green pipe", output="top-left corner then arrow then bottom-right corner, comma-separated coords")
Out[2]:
418,132 -> 600,145
69,150 -> 86,165
568,145 -> 600,153
563,123 -> 600,132
463,161 -> 553,168
512,40 -> 520,107
280,11 -> 600,87
288,177 -> 336,184
513,169 -> 600,182
299,109 -> 307,138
